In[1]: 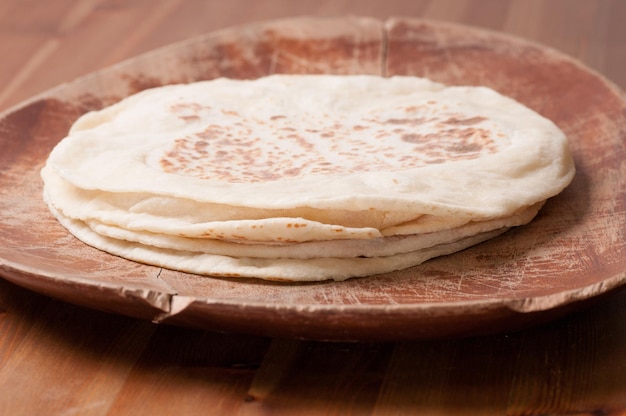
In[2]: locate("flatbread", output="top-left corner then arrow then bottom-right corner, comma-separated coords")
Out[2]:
46,75 -> 574,218
44,166 -> 536,243
80,203 -> 542,259
48,203 -> 509,281
41,74 -> 575,281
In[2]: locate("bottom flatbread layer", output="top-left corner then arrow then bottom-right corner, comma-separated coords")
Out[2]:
49,204 -> 509,282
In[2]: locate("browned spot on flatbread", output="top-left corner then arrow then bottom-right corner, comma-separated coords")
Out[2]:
157,100 -> 501,183
443,116 -> 487,125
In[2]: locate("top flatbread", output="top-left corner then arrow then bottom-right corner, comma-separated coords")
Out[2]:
45,75 -> 574,223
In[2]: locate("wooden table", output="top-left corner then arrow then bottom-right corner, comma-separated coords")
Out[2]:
1,1 -> 625,414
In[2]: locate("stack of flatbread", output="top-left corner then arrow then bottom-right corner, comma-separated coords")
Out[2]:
41,75 -> 575,281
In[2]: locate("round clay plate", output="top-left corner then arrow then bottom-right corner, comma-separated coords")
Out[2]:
1,17 -> 625,341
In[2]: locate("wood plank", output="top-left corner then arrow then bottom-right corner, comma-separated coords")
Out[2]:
108,328 -> 270,414
0,300 -> 155,415
507,289 -> 626,413
376,338 -> 513,415
0,280 -> 52,371
0,0 -> 99,109
376,288 -> 626,414
243,339 -> 393,415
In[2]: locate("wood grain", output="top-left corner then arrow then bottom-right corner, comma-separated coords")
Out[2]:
1,1 -> 625,415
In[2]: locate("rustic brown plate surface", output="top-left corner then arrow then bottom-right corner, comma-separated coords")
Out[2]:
1,17 -> 625,341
